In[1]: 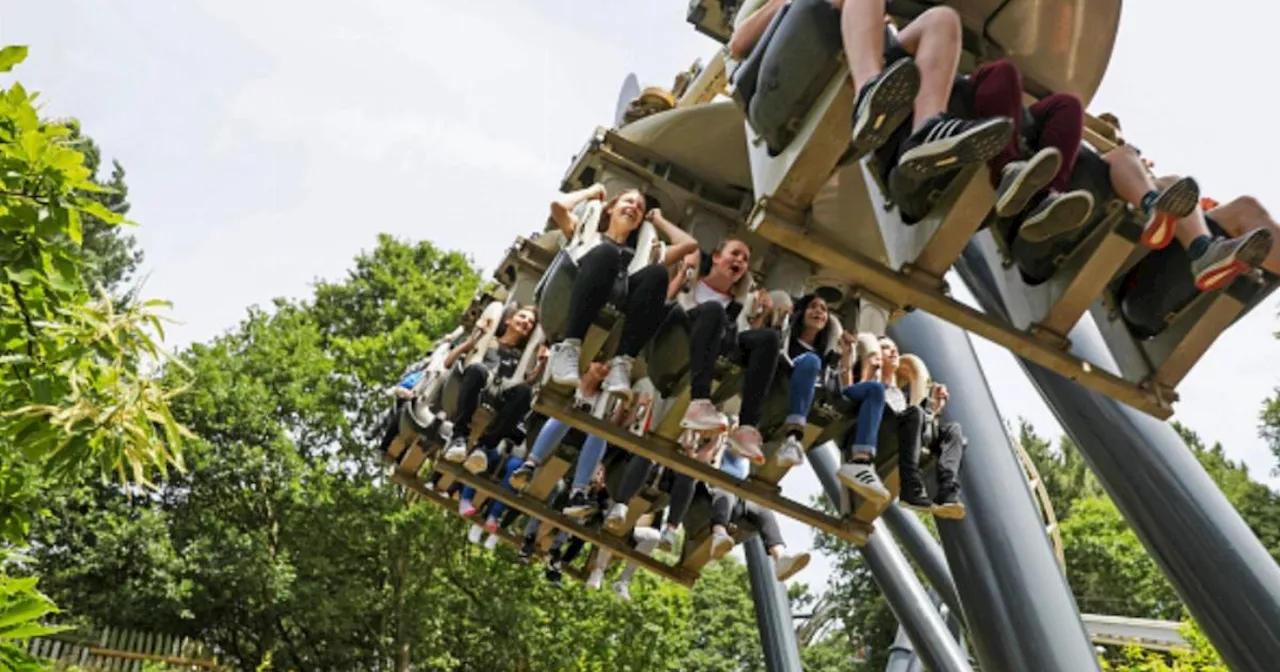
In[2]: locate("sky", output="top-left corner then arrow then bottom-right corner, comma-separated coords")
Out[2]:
5,0 -> 1278,602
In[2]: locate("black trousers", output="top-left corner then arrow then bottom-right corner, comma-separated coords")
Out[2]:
680,302 -> 780,427
564,243 -> 670,358
710,489 -> 784,549
378,400 -> 406,453
928,421 -> 965,488
452,363 -> 532,449
615,455 -> 696,527
875,405 -> 926,480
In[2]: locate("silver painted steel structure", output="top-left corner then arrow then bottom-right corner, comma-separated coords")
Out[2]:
880,504 -> 964,623
745,536 -> 804,672
957,247 -> 1280,672
809,444 -> 973,672
887,310 -> 1102,672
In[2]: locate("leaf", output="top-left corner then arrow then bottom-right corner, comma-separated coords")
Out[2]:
0,597 -> 54,631
65,204 -> 81,245
0,622 -> 66,640
0,46 -> 28,73
4,268 -> 36,286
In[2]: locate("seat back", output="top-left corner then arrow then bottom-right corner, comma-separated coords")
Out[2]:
464,301 -> 507,367
729,0 -> 791,112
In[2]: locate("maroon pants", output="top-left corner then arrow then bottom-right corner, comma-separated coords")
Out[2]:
969,60 -> 1084,192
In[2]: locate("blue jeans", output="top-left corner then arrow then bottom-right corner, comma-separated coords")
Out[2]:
785,352 -> 824,427
474,456 -> 525,520
528,417 -> 607,492
842,381 -> 887,456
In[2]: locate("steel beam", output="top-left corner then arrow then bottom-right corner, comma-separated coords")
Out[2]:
746,537 -> 805,672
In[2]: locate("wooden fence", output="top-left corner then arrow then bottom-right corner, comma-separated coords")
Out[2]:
25,626 -> 219,671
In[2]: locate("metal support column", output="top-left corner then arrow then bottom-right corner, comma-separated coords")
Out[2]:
881,504 -> 964,623
957,247 -> 1280,672
809,444 -> 973,672
885,626 -> 917,672
746,536 -> 804,672
887,310 -> 1101,672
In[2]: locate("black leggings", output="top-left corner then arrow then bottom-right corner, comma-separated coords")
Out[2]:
683,302 -> 780,427
876,405 -> 926,475
710,490 -> 784,549
378,400 -> 406,452
928,421 -> 965,487
564,243 -> 670,358
615,455 -> 696,527
452,364 -> 532,449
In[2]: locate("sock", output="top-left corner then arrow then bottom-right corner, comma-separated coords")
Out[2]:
1187,235 -> 1213,260
851,454 -> 873,465
1141,190 -> 1159,213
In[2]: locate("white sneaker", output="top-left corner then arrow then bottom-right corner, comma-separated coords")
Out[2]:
548,339 -> 582,386
774,551 -> 811,582
659,526 -> 679,552
443,437 -> 468,463
458,499 -> 476,517
437,419 -> 454,441
776,436 -> 806,469
680,399 -> 728,432
604,502 -> 629,533
483,534 -> 500,551
586,568 -> 605,590
463,449 -> 488,474
612,580 -> 632,602
466,524 -> 484,544
838,462 -> 890,505
604,356 -> 634,400
727,425 -> 766,466
710,529 -> 735,560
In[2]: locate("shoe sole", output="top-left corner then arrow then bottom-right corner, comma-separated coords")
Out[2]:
1018,191 -> 1095,244
563,504 -> 595,518
680,416 -> 728,432
550,372 -> 581,387
776,454 -> 805,469
838,470 -> 891,505
605,514 -> 628,534
1143,177 -> 1199,250
443,448 -> 468,463
932,502 -> 966,520
899,499 -> 934,513
508,472 -> 533,492
995,149 -> 1062,218
463,455 -> 487,474
1195,229 -> 1273,292
852,58 -> 920,153
710,537 -> 734,561
776,554 -> 810,582
896,117 -> 1013,183
727,436 -> 766,465
605,384 -> 634,402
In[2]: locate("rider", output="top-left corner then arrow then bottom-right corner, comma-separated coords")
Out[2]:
834,331 -> 892,504
708,439 -> 811,582
890,353 -> 965,517
441,306 -> 539,474
544,185 -> 698,396
777,294 -> 845,468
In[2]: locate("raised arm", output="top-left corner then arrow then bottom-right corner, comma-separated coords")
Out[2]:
728,0 -> 788,60
549,183 -> 607,238
443,319 -> 489,368
647,209 -> 701,267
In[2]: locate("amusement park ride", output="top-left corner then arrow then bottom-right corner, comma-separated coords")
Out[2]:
381,1 -> 1280,670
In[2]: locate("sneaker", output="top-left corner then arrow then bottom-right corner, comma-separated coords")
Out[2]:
484,517 -> 499,534
604,356 -> 634,400
612,580 -> 633,602
932,485 -> 966,520
727,425 -> 766,465
463,449 -> 488,475
437,419 -> 454,441
483,534 -> 500,551
562,489 -> 595,518
548,339 -> 582,386
659,526 -> 679,553
1016,190 -> 1094,245
508,461 -> 537,492
898,478 -> 933,512
544,559 -> 564,585
774,551 -> 811,582
710,529 -> 735,560
994,147 -> 1062,218
895,115 -> 1013,183
518,536 -> 537,564
837,461 -> 891,506
604,502 -> 629,533
459,498 -> 477,517
1191,229 -> 1273,292
680,399 -> 728,432
1141,176 -> 1200,250
586,568 -> 605,590
466,524 -> 484,544
850,57 -> 921,153
775,435 -> 806,469
442,436 -> 468,463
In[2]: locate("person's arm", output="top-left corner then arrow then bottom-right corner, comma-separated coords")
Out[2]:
443,321 -> 489,368
550,184 -> 607,238
728,0 -> 788,60
648,209 -> 701,267
838,333 -> 855,388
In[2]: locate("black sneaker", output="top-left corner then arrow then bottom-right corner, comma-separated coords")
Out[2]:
932,485 -> 966,520
544,557 -> 564,585
895,115 -> 1013,183
562,489 -> 595,518
1016,190 -> 1094,245
518,536 -> 537,564
508,461 -> 537,492
898,478 -> 933,512
851,58 -> 921,154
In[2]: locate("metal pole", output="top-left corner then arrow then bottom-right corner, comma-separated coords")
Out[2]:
887,310 -> 1101,672
956,246 -> 1280,672
884,626 -> 916,672
881,504 -> 964,624
809,444 -> 973,672
745,536 -> 805,672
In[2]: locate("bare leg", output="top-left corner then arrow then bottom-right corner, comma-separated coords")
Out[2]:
1102,145 -> 1156,207
894,6 -> 962,129
1104,148 -> 1199,250
834,0 -> 888,90
1207,196 -> 1280,274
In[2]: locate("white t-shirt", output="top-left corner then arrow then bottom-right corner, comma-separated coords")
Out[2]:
884,385 -> 907,414
693,280 -> 732,308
